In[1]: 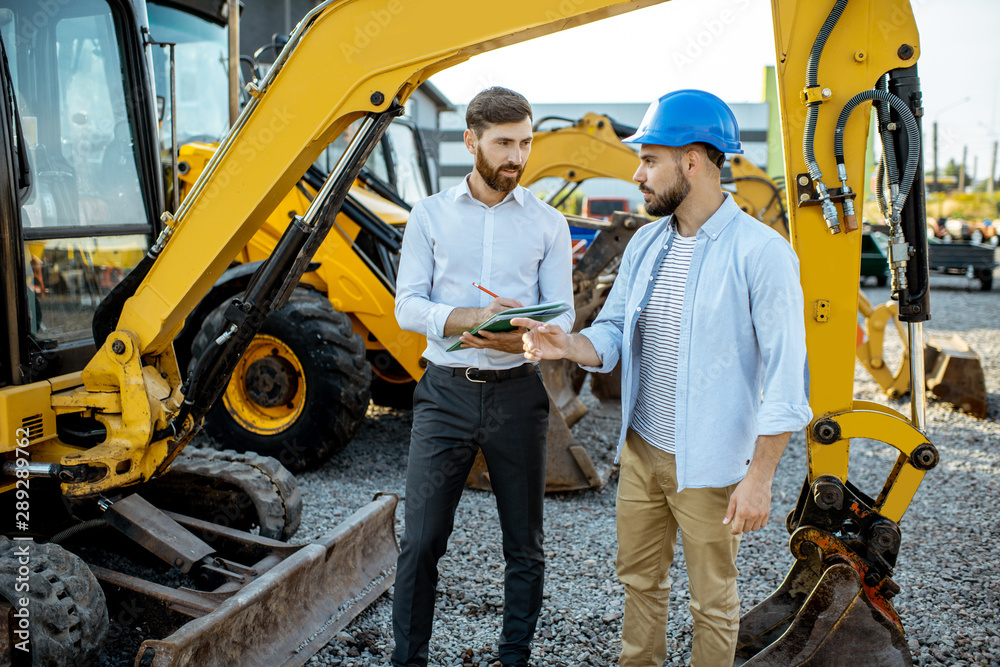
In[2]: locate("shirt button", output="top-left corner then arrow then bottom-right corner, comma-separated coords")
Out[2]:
636,306 -> 641,312
649,276 -> 654,281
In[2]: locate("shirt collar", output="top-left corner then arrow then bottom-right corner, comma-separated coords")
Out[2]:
667,192 -> 739,241
453,173 -> 525,207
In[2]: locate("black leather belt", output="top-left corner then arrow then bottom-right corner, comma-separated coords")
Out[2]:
432,363 -> 536,383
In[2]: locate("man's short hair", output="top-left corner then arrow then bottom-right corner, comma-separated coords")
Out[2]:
466,87 -> 533,137
678,142 -> 726,169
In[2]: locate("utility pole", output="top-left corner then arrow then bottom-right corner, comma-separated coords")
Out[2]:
932,121 -> 939,190
959,145 -> 967,192
990,141 -> 997,197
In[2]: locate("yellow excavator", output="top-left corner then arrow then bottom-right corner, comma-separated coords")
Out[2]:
0,0 -> 943,663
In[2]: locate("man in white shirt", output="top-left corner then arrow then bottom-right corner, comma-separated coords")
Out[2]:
513,90 -> 812,666
392,86 -> 574,667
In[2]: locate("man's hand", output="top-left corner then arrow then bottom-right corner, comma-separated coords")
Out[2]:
458,328 -> 526,353
510,318 -> 571,361
721,432 -> 790,535
485,296 -> 522,316
443,297 -> 523,338
722,476 -> 772,535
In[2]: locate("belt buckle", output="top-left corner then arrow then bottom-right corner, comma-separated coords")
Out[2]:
464,367 -> 486,383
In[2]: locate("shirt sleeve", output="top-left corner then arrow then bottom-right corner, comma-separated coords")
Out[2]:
577,236 -> 634,374
750,237 -> 813,435
538,211 -> 576,333
394,204 -> 454,338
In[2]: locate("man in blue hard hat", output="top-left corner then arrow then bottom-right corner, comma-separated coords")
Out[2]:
511,89 -> 812,666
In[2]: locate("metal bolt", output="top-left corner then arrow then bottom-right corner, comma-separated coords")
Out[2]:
813,480 -> 844,511
821,88 -> 833,99
370,91 -> 385,106
798,175 -> 810,186
799,193 -> 810,203
898,44 -> 914,60
111,340 -> 126,355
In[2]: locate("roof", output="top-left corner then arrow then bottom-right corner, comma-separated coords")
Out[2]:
148,0 -> 242,27
417,80 -> 455,112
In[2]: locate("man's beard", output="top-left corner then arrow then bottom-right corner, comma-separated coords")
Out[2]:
475,146 -> 523,193
642,164 -> 690,218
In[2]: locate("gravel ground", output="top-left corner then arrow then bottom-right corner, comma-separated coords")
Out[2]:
95,265 -> 1000,666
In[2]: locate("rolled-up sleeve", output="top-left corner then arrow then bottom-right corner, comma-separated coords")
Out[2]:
750,238 -> 813,435
394,204 -> 454,338
578,242 -> 632,374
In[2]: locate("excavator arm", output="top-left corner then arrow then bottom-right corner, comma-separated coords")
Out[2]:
53,0 -> 666,496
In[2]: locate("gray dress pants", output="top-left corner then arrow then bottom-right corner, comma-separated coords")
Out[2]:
391,362 -> 549,667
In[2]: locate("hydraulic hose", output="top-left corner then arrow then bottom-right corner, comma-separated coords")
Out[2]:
834,88 -> 920,221
803,0 -> 850,233
875,77 -> 900,189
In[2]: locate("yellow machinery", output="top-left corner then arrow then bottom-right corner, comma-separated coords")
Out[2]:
175,111 -> 640,491
0,0 -> 946,663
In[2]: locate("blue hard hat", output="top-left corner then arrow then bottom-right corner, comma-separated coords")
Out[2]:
623,89 -> 744,154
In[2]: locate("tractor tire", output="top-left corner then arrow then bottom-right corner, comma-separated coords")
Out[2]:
190,289 -> 371,472
0,538 -> 108,666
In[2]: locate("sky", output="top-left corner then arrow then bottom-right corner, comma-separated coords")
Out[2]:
429,0 -> 1000,182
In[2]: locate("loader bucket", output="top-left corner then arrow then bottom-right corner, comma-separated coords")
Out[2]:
102,493 -> 398,666
924,335 -> 988,419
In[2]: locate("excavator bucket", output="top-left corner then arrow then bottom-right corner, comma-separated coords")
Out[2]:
737,560 -> 912,666
925,335 -> 988,418
96,493 -> 399,666
736,477 -> 914,666
467,212 -> 648,493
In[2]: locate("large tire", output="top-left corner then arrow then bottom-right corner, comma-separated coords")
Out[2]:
0,538 -> 108,666
141,447 -> 302,541
190,290 -> 371,472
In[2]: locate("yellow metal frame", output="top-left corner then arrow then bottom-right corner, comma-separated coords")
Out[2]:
772,0 -> 926,519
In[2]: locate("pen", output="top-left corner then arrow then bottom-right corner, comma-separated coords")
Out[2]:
472,282 -> 499,298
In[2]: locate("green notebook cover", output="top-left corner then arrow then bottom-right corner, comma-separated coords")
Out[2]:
446,301 -> 569,352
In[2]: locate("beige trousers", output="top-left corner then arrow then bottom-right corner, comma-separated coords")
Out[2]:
617,430 -> 741,667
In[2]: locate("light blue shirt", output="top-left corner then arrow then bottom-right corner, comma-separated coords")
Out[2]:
580,193 -> 812,490
395,176 -> 575,369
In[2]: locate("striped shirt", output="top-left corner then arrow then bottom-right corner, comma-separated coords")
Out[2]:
630,231 -> 697,453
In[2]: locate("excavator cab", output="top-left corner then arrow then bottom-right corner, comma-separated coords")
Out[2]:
0,0 -> 161,388
0,2 -> 399,664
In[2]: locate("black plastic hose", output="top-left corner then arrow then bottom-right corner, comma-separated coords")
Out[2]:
803,0 -> 850,181
834,88 -> 920,217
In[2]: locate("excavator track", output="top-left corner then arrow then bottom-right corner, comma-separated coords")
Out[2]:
140,447 -> 302,541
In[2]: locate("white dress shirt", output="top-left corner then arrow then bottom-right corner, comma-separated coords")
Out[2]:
395,175 -> 575,369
